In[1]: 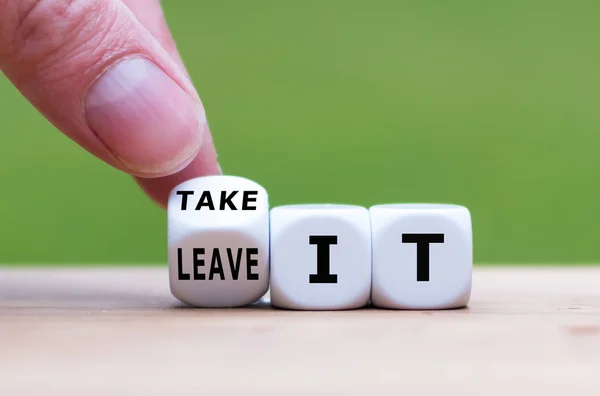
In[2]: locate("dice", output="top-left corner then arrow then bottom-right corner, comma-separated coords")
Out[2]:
370,204 -> 472,309
167,175 -> 270,307
269,204 -> 372,310
167,176 -> 473,310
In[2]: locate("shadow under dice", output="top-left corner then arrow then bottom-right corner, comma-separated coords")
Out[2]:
370,204 -> 472,310
270,204 -> 372,310
168,176 -> 269,307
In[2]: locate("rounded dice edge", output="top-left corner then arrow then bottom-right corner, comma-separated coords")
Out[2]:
167,175 -> 266,199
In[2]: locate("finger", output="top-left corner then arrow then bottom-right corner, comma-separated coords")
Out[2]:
135,127 -> 221,208
120,0 -> 221,206
121,0 -> 222,206
121,0 -> 188,74
0,0 -> 214,178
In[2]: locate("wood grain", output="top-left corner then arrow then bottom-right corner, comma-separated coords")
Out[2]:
1,266 -> 599,396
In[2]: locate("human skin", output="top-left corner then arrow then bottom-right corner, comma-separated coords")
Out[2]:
0,0 -> 221,208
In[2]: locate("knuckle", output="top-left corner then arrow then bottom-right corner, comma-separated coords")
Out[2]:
0,0 -> 128,84
2,0 -> 87,61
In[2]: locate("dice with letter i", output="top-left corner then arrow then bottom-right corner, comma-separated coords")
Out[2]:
269,204 -> 372,310
167,176 -> 270,307
369,204 -> 472,310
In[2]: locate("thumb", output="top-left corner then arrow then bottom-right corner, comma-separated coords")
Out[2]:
0,0 -> 210,177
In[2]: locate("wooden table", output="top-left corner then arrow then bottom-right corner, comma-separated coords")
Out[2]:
1,266 -> 599,395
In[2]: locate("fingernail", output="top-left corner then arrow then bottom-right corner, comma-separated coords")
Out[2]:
85,57 -> 204,176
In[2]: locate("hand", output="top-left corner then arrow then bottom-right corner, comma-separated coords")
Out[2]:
0,0 -> 220,208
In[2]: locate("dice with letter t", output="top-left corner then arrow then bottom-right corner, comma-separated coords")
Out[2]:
270,204 -> 372,310
168,176 -> 269,307
370,204 -> 472,310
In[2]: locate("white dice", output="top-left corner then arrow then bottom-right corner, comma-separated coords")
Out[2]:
370,204 -> 472,310
166,174 -> 473,311
167,176 -> 270,307
269,205 -> 372,310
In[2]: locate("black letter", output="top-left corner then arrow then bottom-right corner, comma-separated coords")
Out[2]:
242,191 -> 258,210
402,234 -> 444,281
176,191 -> 194,210
246,248 -> 259,280
309,236 -> 338,283
227,248 -> 243,280
195,191 -> 215,210
193,248 -> 205,280
220,191 -> 238,210
178,248 -> 190,280
209,248 -> 225,280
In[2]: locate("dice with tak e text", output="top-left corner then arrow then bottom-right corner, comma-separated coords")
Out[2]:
168,175 -> 270,308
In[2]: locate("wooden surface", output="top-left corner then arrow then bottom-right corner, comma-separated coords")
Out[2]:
1,266 -> 599,396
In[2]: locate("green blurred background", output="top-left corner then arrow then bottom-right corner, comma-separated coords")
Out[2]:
1,1 -> 599,265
